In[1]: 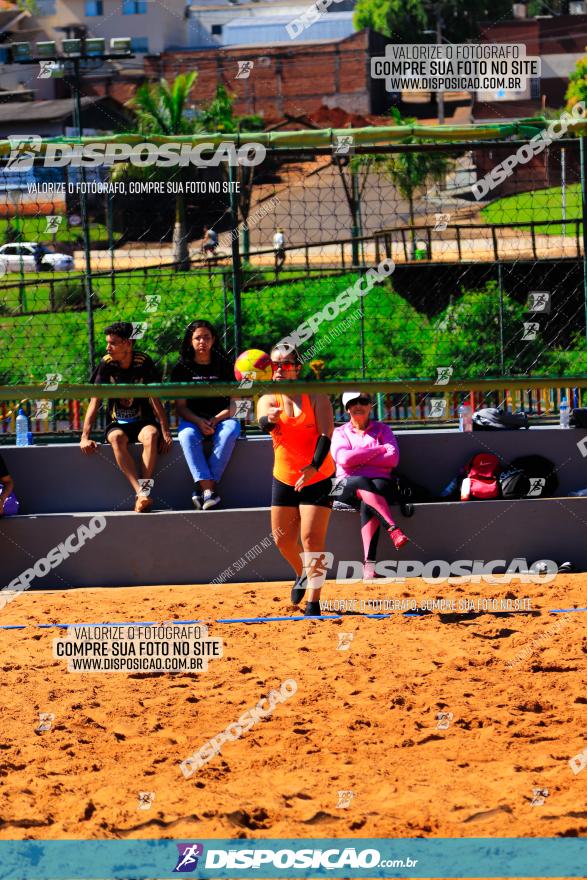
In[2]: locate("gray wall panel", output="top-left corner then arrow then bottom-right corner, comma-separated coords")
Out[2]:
2,426 -> 587,515
1,498 -> 586,592
1,427 -> 586,592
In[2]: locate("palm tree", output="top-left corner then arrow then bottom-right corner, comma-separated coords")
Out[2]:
333,150 -> 375,267
335,108 -> 451,262
200,85 -> 264,260
380,107 -> 450,256
113,72 -> 199,269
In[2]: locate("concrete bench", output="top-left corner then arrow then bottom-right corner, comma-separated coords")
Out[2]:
2,427 -> 585,513
1,427 -> 586,590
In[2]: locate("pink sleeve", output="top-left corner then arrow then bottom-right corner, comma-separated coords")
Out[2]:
330,427 -> 351,466
376,424 -> 400,468
332,423 -> 400,470
375,445 -> 399,469
340,446 -> 388,467
331,428 -> 376,468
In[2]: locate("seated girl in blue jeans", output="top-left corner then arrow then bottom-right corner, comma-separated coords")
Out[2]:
172,320 -> 240,510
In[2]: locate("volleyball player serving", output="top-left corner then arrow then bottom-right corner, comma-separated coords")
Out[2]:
256,343 -> 335,617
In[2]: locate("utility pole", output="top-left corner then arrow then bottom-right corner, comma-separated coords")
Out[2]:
71,56 -> 96,371
436,6 -> 445,125
423,4 -> 445,124
580,136 -> 587,343
228,161 -> 242,355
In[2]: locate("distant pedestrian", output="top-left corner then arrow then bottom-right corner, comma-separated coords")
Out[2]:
273,228 -> 285,274
33,242 -> 44,272
201,226 -> 218,257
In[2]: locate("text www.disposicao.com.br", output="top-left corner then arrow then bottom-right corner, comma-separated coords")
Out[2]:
68,657 -> 201,671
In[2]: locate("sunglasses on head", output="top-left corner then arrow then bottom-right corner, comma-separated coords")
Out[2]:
271,360 -> 298,369
348,396 -> 371,406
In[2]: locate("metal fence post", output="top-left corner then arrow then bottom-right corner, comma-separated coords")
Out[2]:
580,135 -> 587,344
107,190 -> 115,304
71,57 -> 95,371
228,162 -> 242,354
221,269 -> 229,352
498,261 -> 504,375
351,167 -> 360,268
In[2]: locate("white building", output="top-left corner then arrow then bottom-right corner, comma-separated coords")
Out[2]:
188,0 -> 356,47
0,0 -> 193,101
24,0 -> 192,57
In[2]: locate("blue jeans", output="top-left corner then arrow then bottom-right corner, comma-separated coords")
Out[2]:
178,417 -> 241,485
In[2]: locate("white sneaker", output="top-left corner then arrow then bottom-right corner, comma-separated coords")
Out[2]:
363,561 -> 376,581
202,490 -> 220,510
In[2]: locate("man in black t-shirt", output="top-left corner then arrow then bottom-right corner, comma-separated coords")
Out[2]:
80,322 -> 173,513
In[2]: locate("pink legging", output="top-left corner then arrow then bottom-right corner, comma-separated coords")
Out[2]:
336,476 -> 398,562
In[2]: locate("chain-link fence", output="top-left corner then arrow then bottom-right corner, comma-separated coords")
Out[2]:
1,128 -> 587,434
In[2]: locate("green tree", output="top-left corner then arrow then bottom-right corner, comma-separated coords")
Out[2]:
354,0 -> 511,44
114,72 -> 199,270
199,84 -> 262,134
542,333 -> 587,376
200,85 -> 264,260
358,284 -> 434,378
528,0 -> 566,15
332,154 -> 370,267
565,54 -> 587,109
331,108 -> 450,267
376,107 -> 450,255
420,283 -> 544,379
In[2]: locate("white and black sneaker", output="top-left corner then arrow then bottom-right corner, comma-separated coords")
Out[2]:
333,500 -> 356,512
202,490 -> 220,510
191,491 -> 203,510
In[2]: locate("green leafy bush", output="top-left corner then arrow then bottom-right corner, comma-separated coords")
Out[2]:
0,272 -> 584,386
53,280 -> 86,311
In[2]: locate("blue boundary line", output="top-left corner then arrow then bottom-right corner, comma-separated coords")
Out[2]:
1,608 -> 585,630
549,607 -> 587,613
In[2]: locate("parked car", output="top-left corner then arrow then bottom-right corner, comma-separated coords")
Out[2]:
0,243 -> 74,273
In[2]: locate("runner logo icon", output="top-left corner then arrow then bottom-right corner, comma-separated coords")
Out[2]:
173,843 -> 204,872
4,135 -> 42,171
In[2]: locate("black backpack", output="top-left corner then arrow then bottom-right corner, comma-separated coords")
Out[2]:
472,408 -> 529,431
390,472 -> 436,517
571,408 -> 587,428
507,455 -> 558,497
499,467 -> 531,499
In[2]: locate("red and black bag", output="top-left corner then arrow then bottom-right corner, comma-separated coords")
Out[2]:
462,453 -> 501,500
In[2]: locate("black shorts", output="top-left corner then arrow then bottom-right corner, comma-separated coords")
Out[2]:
271,476 -> 333,508
105,420 -> 160,444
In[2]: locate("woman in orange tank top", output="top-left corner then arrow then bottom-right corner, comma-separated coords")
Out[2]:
257,343 -> 335,617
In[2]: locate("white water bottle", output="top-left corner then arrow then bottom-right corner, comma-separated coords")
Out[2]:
460,476 -> 471,501
559,397 -> 570,429
459,404 -> 473,432
16,408 -> 29,446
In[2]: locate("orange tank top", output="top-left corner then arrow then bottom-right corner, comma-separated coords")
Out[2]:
272,393 -> 335,487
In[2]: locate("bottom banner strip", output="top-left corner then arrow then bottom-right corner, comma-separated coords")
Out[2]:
0,838 -> 584,878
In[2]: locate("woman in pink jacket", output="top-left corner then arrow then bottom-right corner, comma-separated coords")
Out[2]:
331,391 -> 409,580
